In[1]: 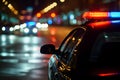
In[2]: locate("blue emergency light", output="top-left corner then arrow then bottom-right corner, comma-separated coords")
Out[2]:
27,21 -> 36,27
109,12 -> 120,18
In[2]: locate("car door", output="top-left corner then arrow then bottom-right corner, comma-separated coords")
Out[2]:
55,27 -> 86,80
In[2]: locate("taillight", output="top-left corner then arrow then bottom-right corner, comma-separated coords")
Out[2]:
98,72 -> 118,77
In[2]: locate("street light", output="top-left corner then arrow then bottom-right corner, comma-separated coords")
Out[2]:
36,13 -> 42,18
60,0 -> 65,3
50,12 -> 56,18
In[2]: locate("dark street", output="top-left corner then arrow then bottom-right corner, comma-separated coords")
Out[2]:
0,26 -> 74,80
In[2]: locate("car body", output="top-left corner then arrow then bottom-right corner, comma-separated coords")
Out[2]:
20,27 -> 38,36
40,12 -> 120,80
0,26 -> 14,34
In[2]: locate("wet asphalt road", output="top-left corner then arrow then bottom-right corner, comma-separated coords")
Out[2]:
0,26 -> 75,80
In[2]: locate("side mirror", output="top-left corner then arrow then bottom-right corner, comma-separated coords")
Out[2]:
40,44 -> 55,54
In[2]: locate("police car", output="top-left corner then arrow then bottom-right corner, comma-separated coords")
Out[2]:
40,12 -> 120,80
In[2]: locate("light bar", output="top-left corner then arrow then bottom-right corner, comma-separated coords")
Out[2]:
82,12 -> 120,19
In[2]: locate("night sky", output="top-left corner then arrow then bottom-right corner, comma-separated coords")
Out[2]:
8,0 -> 53,14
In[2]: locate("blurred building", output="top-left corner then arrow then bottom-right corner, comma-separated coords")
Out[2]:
46,0 -> 120,25
1,0 -> 120,26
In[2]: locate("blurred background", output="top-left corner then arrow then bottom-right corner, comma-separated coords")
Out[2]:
1,0 -> 120,31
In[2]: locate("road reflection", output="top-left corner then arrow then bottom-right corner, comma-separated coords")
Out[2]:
0,34 -> 51,80
0,35 -> 16,46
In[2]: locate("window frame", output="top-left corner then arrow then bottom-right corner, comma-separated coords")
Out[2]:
58,27 -> 86,65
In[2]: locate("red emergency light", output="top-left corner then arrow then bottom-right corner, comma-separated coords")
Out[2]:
82,11 -> 120,19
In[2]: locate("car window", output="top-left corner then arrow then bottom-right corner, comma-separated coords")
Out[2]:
98,42 -> 120,65
90,32 -> 120,65
59,27 -> 86,64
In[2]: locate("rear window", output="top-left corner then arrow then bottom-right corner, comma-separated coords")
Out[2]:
89,35 -> 120,77
97,42 -> 120,65
90,32 -> 120,66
